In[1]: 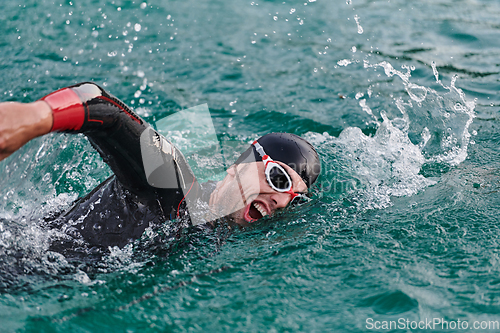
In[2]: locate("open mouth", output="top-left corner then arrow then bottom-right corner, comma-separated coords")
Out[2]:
244,200 -> 269,223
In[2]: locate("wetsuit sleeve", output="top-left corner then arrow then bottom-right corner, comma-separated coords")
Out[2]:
40,82 -> 195,195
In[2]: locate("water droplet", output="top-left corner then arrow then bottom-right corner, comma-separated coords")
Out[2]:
354,15 -> 363,34
140,2 -> 147,9
134,23 -> 142,32
273,16 -> 278,21
337,59 -> 352,66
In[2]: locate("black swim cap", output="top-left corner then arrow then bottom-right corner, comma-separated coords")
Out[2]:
235,133 -> 321,188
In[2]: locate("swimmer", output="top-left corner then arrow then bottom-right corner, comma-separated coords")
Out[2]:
0,82 -> 320,249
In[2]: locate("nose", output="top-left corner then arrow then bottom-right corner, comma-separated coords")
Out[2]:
270,192 -> 292,210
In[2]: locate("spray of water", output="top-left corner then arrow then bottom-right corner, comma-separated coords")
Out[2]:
307,61 -> 475,210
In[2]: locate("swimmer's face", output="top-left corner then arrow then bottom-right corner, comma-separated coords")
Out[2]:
209,161 -> 308,226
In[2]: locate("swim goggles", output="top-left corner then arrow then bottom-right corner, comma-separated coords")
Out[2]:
252,140 -> 307,204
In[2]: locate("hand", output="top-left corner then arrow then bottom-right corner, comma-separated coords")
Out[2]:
0,101 -> 53,161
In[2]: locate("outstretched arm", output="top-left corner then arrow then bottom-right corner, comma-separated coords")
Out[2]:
0,83 -> 195,197
0,83 -> 149,191
1,84 -> 203,228
0,100 -> 53,161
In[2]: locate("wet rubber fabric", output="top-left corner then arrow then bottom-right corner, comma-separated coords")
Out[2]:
42,82 -> 209,249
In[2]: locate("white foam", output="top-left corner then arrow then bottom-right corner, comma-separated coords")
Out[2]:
307,62 -> 475,210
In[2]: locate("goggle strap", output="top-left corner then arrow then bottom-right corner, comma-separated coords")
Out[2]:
253,141 -> 266,160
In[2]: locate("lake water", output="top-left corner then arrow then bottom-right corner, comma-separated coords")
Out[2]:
1,0 -> 500,331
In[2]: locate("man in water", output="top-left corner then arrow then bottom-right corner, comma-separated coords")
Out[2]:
0,82 -> 320,250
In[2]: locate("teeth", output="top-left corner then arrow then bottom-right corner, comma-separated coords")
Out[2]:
253,202 -> 267,217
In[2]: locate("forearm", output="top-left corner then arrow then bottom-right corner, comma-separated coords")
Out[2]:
41,82 -> 150,191
0,100 -> 53,161
1,83 -> 187,195
0,83 -> 146,188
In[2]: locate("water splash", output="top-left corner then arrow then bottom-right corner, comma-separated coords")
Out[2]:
308,61 -> 475,210
0,134 -> 114,290
308,119 -> 434,210
363,60 -> 475,165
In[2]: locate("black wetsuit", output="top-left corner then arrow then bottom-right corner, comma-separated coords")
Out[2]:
42,82 -> 215,251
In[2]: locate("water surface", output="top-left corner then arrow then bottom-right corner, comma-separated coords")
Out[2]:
1,0 -> 500,331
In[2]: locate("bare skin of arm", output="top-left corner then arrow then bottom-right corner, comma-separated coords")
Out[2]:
0,101 -> 53,161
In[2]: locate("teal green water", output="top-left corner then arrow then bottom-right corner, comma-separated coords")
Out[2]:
1,0 -> 500,331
